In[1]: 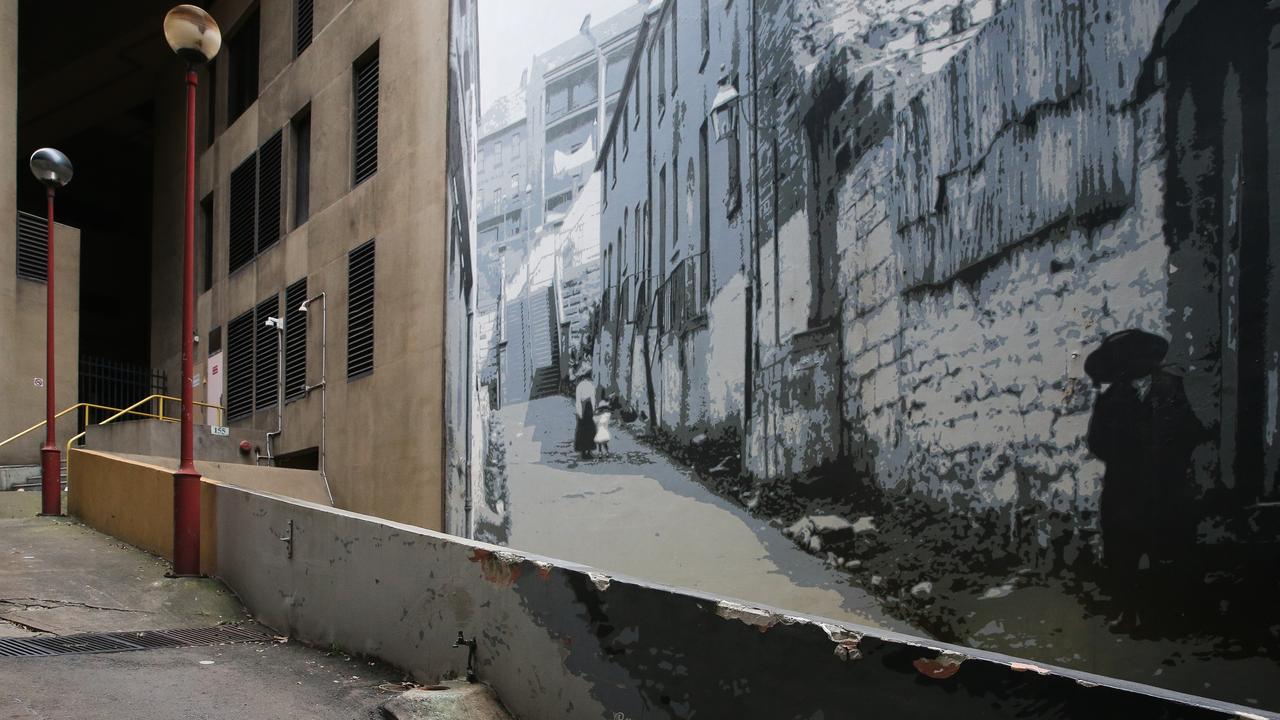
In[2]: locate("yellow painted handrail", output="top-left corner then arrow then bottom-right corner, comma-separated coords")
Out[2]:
0,402 -> 126,449
64,394 -> 225,454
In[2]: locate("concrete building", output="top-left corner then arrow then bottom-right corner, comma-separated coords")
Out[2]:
4,0 -> 468,530
473,2 -> 643,406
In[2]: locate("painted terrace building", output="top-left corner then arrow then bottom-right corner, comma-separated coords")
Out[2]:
595,0 -> 1280,569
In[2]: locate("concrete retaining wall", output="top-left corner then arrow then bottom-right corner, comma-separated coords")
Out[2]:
67,450 -> 218,575
210,481 -> 1267,719
84,419 -> 268,465
67,450 -> 331,575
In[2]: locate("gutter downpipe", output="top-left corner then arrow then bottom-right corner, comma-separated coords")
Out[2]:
261,317 -> 285,464
464,306 -> 474,538
301,292 -> 333,505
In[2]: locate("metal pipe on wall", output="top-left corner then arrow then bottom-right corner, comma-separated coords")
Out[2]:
300,292 -> 332,505
260,316 -> 286,464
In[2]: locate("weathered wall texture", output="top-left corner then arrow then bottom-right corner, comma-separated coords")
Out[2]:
211,481 -> 1267,720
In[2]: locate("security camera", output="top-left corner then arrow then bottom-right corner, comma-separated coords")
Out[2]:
265,316 -> 284,330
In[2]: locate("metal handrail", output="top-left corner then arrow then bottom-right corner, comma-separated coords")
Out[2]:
64,394 -> 225,454
1,402 -> 124,449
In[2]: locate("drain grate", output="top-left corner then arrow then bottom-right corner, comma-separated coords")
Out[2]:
0,624 -> 273,658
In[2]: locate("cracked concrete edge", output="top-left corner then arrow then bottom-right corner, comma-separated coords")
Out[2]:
377,682 -> 513,720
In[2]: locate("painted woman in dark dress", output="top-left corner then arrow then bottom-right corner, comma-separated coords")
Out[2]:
1086,329 -> 1206,631
573,376 -> 596,459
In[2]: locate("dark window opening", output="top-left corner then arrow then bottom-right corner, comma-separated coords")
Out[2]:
205,60 -> 218,146
292,108 -> 311,227
226,9 -> 260,125
200,193 -> 214,291
257,130 -> 283,252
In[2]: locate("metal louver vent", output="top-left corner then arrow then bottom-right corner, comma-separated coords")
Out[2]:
352,48 -> 379,185
284,279 -> 308,400
254,294 -> 279,411
226,310 -> 254,420
257,131 -> 283,253
228,155 -> 257,273
347,240 -> 375,379
295,0 -> 314,56
16,211 -> 46,282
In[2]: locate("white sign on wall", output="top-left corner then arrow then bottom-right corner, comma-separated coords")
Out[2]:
206,351 -> 224,425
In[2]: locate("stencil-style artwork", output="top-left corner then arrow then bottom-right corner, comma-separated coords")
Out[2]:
445,0 -> 1280,710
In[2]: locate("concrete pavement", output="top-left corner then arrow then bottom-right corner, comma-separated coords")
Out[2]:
0,492 -> 408,719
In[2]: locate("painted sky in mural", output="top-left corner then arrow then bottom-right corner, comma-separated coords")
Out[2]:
446,0 -> 1280,710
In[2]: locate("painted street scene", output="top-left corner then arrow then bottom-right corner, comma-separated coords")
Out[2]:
449,0 -> 1280,711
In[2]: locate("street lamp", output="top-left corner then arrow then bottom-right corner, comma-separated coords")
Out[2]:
28,148 -> 73,517
163,4 -> 220,577
710,74 -> 740,142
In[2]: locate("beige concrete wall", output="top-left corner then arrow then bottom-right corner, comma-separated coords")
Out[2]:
0,6 -> 82,466
154,0 -> 450,529
117,452 -> 331,506
67,449 -> 217,575
0,221 -> 82,466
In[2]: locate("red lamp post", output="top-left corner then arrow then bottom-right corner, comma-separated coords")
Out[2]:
28,148 -> 73,517
163,4 -> 221,576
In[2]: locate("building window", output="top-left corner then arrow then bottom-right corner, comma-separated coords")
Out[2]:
228,155 -> 256,272
205,60 -> 218,147
346,239 -> 376,379
200,193 -> 214,292
258,131 -> 283,252
284,278 -> 308,400
226,9 -> 260,125
493,140 -> 503,169
658,166 -> 667,280
295,0 -> 314,57
292,107 -> 311,227
700,0 -> 710,61
254,294 -> 280,411
493,189 -> 501,208
228,130 -> 284,274
698,122 -> 710,305
657,30 -> 667,115
671,0 -> 678,92
633,67 -> 640,128
227,309 -> 255,420
15,211 -> 45,282
511,173 -> 519,192
726,117 -> 742,216
352,44 -> 380,185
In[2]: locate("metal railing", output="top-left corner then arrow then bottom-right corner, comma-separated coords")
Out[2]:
64,394 -> 225,454
0,395 -> 225,458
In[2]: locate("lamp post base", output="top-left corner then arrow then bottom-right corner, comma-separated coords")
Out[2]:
171,466 -> 202,577
39,445 -> 62,517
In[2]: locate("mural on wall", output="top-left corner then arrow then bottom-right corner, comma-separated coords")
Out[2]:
445,0 -> 1280,710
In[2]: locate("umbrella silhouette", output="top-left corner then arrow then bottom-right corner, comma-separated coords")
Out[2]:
1084,329 -> 1170,384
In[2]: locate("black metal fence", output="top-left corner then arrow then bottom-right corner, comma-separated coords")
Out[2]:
78,355 -> 167,429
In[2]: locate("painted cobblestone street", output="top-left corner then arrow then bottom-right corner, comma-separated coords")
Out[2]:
495,396 -> 1280,711
498,395 -> 915,633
